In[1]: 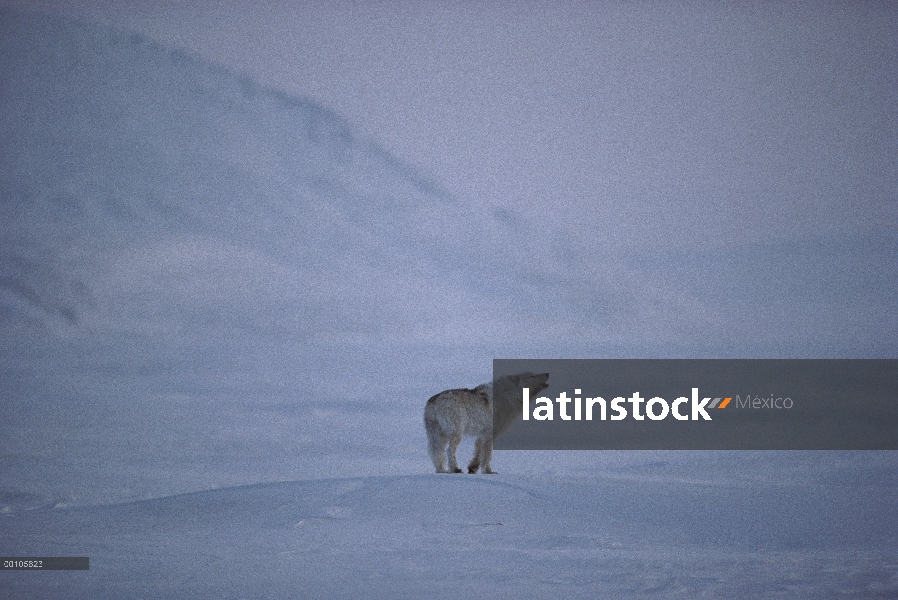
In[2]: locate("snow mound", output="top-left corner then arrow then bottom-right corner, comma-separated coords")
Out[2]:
3,473 -> 896,599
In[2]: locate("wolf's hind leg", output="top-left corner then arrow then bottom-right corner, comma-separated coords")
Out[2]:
446,432 -> 463,473
480,439 -> 497,474
427,431 -> 449,473
468,438 -> 483,473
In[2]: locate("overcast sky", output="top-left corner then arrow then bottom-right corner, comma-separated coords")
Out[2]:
5,0 -> 896,255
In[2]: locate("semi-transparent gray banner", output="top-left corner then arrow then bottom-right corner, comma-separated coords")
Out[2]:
493,359 -> 898,450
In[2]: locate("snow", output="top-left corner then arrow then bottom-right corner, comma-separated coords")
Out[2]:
3,471 -> 897,598
1,8 -> 897,598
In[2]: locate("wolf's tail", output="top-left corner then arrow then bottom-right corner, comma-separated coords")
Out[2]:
424,402 -> 447,470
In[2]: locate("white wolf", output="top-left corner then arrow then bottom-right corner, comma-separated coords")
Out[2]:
424,372 -> 549,474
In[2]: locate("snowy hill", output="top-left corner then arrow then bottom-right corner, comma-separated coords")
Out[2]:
0,8 -> 476,344
3,473 -> 897,598
0,8 -> 517,502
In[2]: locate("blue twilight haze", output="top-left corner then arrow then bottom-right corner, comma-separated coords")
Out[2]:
0,3 -> 896,598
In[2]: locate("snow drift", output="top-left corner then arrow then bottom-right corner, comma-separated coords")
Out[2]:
3,473 -> 897,599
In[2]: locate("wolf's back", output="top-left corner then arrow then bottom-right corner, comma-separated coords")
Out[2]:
425,388 -> 491,437
424,389 -> 465,437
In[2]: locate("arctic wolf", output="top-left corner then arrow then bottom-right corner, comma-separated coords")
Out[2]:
424,372 -> 549,474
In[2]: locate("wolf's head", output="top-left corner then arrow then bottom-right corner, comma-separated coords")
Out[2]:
491,371 -> 550,437
515,372 -> 549,397
494,371 -> 550,405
